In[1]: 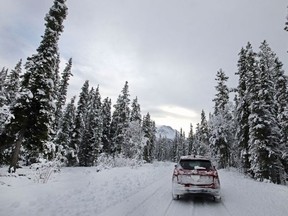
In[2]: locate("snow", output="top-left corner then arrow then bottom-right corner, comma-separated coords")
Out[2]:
1,163 -> 288,216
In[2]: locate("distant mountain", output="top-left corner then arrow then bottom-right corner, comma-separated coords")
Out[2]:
156,125 -> 177,140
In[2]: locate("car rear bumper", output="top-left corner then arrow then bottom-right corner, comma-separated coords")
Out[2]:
172,182 -> 220,197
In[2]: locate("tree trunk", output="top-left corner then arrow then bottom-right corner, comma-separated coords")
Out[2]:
8,131 -> 24,173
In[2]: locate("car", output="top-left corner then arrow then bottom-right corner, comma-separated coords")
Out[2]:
172,155 -> 221,201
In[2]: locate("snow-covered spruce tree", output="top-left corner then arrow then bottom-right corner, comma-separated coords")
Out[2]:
273,58 -> 288,175
172,128 -> 186,161
122,97 -> 144,159
54,96 -> 76,165
6,0 -> 68,171
70,80 -> 89,166
155,135 -> 166,161
179,129 -> 187,157
110,81 -> 130,155
187,124 -> 195,155
5,60 -> 22,106
235,43 -> 257,173
142,113 -> 156,163
54,58 -> 73,131
0,67 -> 9,135
101,97 -> 112,154
213,69 -> 229,115
0,67 -> 10,165
248,41 -> 285,183
172,130 -> 180,162
210,69 -> 232,168
0,62 -> 22,165
79,86 -> 103,166
194,110 -> 210,156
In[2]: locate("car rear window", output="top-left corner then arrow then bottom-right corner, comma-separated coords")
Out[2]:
179,159 -> 212,170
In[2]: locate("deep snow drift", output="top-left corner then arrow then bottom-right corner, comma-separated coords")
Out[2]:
0,162 -> 287,216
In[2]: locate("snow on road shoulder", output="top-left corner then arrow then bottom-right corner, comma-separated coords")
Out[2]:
219,169 -> 288,216
0,162 -> 174,216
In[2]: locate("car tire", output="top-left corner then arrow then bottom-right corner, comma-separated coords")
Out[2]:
172,193 -> 180,200
213,196 -> 221,202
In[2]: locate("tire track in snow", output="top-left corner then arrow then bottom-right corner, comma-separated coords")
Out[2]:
124,184 -> 164,216
191,197 -> 233,216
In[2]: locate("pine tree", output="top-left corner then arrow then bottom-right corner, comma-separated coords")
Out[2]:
70,80 -> 89,166
0,67 -> 10,135
130,97 -> 141,122
54,96 -> 76,165
235,42 -> 256,173
210,69 -> 232,168
110,81 -> 130,155
5,60 -> 22,106
194,110 -> 210,156
101,97 -> 112,154
248,41 -> 285,183
142,113 -> 156,163
187,124 -> 195,155
79,86 -> 103,166
54,58 -> 73,130
273,58 -> 288,171
0,67 -> 10,165
123,97 -> 143,159
0,67 -> 8,109
7,0 -> 68,171
172,130 -> 180,162
213,69 -> 229,115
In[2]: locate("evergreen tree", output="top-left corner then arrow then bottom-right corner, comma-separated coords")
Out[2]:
123,97 -> 143,159
273,58 -> 288,175
110,81 -> 130,155
130,97 -> 141,122
0,67 -> 10,135
5,60 -> 22,106
54,58 -> 73,130
194,110 -> 210,156
248,41 -> 285,183
7,0 -> 68,171
155,135 -> 166,161
142,113 -> 156,162
187,124 -> 195,155
101,97 -> 112,154
0,67 -> 10,165
213,69 -> 229,115
54,96 -> 76,165
235,42 -> 256,173
210,69 -> 232,168
172,130 -> 180,162
172,129 -> 186,161
79,86 -> 103,166
70,80 -> 89,166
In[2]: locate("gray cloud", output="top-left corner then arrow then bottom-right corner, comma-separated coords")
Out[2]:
1,0 -> 287,133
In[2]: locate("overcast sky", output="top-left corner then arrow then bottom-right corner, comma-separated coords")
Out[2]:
0,0 -> 287,134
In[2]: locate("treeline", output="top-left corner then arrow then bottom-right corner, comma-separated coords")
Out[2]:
169,41 -> 288,185
0,0 -> 287,185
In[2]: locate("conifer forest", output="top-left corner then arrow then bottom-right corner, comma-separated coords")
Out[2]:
0,0 -> 287,185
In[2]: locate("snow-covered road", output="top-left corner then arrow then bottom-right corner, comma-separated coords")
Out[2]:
1,162 -> 288,216
98,165 -> 288,216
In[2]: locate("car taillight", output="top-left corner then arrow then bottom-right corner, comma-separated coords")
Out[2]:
173,168 -> 184,176
213,176 -> 220,189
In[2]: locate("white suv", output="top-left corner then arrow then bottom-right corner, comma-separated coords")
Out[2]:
172,155 -> 221,201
